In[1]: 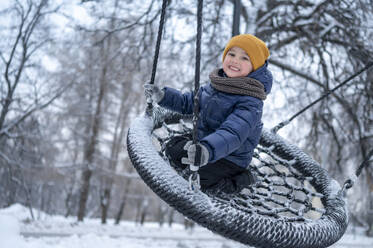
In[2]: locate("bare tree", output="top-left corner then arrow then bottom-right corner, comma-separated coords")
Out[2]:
251,0 -> 373,227
0,0 -> 63,216
114,175 -> 132,225
76,38 -> 109,221
0,0 -> 65,138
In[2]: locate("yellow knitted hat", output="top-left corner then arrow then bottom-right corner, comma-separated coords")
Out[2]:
222,34 -> 270,70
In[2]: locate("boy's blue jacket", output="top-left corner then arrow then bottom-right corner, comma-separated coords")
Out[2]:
158,62 -> 273,168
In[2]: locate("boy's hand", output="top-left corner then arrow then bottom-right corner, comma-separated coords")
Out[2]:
144,83 -> 165,103
182,141 -> 209,167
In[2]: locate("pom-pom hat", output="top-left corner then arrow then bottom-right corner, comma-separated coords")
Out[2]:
222,34 -> 270,71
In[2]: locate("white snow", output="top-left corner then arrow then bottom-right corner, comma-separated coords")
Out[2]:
0,204 -> 373,248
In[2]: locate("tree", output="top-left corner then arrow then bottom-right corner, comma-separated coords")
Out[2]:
0,0 -> 64,138
252,0 -> 373,226
0,0 -> 63,216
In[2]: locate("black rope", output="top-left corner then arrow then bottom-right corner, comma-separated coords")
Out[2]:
147,0 -> 168,112
232,0 -> 241,36
355,149 -> 373,177
192,0 -> 203,145
150,0 -> 168,85
342,149 -> 373,191
189,0 -> 204,190
272,61 -> 373,133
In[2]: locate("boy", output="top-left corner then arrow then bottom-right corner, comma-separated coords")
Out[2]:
145,34 -> 273,193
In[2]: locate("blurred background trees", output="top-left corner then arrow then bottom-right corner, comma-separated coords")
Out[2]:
0,0 -> 372,233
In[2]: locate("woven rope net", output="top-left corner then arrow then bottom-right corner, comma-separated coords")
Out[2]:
127,106 -> 348,248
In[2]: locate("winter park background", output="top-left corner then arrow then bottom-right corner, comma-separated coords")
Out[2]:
0,0 -> 373,247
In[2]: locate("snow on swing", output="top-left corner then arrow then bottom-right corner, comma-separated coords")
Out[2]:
127,107 -> 349,248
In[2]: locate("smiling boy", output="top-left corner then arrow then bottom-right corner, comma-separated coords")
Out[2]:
145,34 -> 273,193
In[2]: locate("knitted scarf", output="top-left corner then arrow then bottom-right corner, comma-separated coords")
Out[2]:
209,69 -> 266,100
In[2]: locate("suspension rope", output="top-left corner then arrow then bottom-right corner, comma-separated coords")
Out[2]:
189,0 -> 204,191
147,0 -> 168,111
341,149 -> 373,192
232,0 -> 241,36
150,0 -> 168,85
272,61 -> 373,133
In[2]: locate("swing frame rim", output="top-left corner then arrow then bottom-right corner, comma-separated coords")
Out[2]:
127,109 -> 348,248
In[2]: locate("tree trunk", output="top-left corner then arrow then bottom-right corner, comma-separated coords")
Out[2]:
168,208 -> 175,227
157,204 -> 166,227
184,218 -> 195,230
114,179 -> 131,224
77,63 -> 107,221
140,202 -> 149,226
64,188 -> 73,218
101,94 -> 132,224
100,188 -> 110,224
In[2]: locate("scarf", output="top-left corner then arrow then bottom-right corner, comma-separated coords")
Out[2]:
209,69 -> 266,100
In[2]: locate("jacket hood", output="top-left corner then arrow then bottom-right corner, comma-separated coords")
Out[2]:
247,60 -> 273,94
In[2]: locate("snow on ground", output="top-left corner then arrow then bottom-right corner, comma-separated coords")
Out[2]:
1,204 -> 373,248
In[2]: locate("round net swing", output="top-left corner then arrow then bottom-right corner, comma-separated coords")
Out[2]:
127,106 -> 348,248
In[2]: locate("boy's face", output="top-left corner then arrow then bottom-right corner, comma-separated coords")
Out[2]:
223,46 -> 253,78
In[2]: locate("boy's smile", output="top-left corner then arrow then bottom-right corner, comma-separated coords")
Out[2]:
223,46 -> 253,78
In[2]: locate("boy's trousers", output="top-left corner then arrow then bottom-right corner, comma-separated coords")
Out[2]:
165,135 -> 254,191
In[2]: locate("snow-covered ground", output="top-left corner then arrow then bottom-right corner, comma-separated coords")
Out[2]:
1,204 -> 373,248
